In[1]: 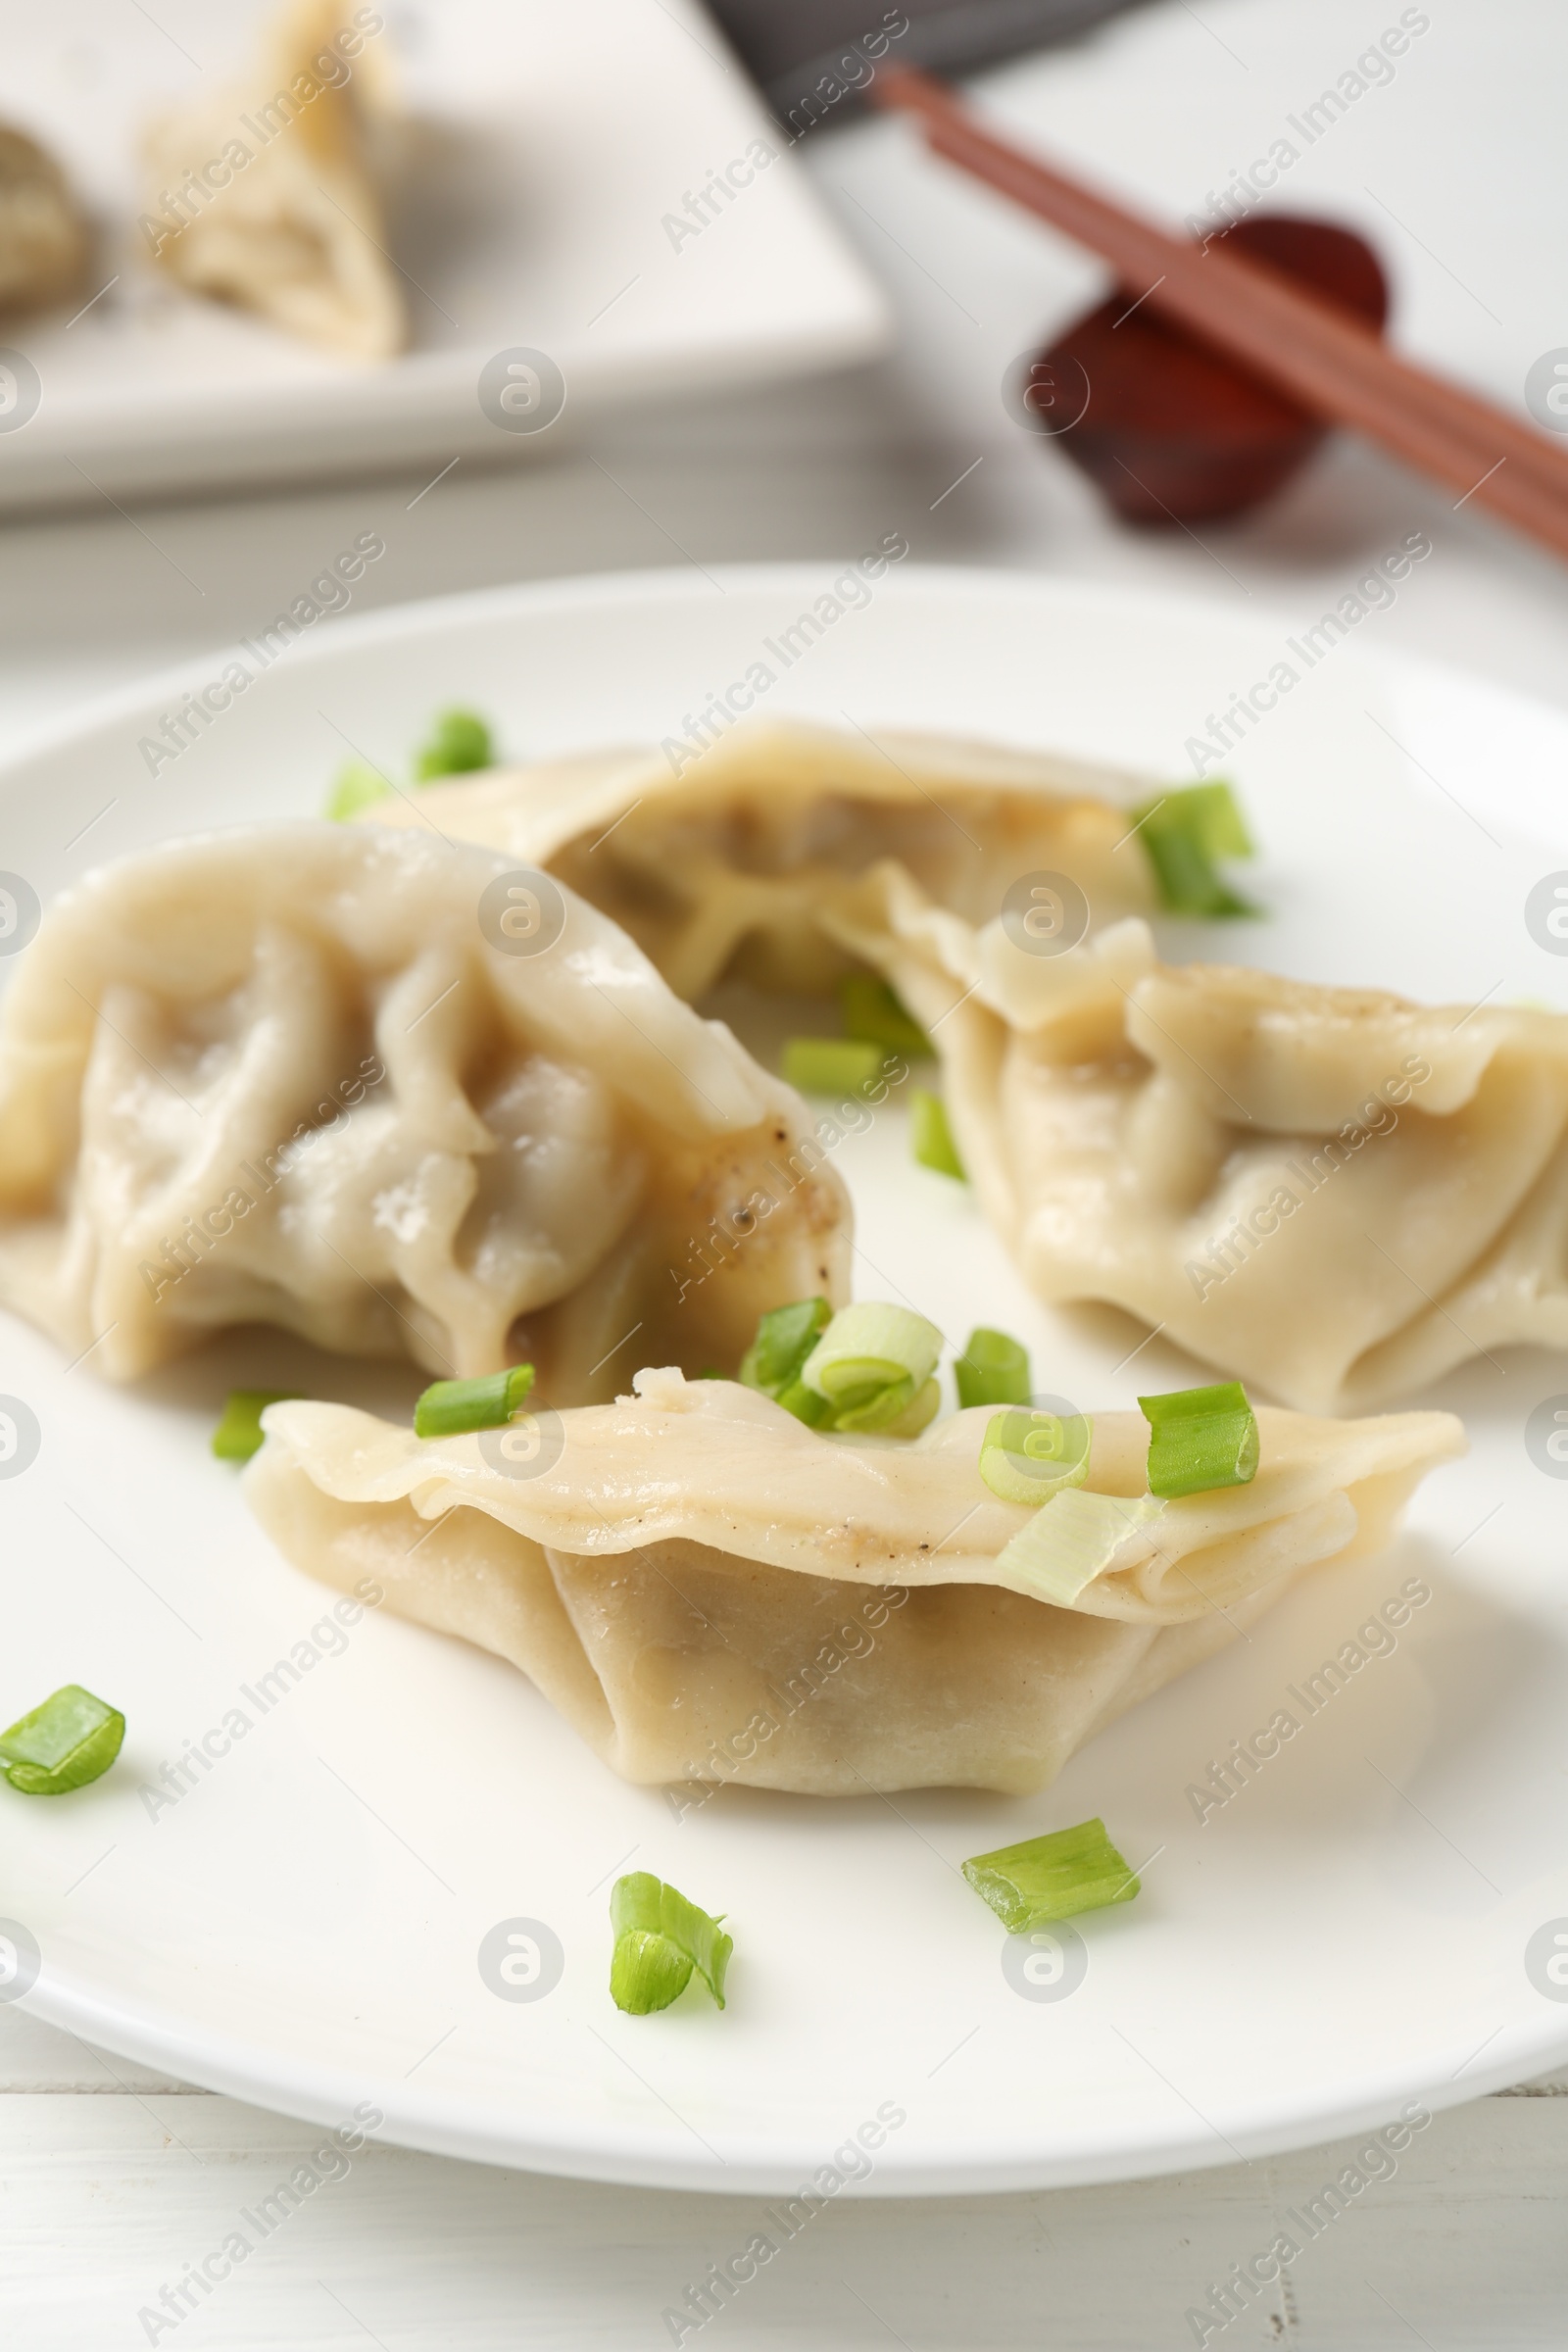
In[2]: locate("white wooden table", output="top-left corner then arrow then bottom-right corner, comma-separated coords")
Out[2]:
3,1999 -> 1564,2347
4,0 -> 1567,2338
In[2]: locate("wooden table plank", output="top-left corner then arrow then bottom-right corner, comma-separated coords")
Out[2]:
3,2079 -> 1568,2350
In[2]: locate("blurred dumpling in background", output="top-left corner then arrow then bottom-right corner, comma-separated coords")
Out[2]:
141,0 -> 405,361
0,124 -> 90,315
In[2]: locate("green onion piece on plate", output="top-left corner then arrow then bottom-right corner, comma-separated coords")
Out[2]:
1132,780 -> 1255,917
414,1364 -> 535,1440
1139,1380 -> 1259,1497
800,1301 -> 942,1419
213,1390 -> 301,1462
910,1087 -> 964,1179
324,760 -> 391,821
781,1038 -> 885,1098
739,1297 -> 831,1397
0,1685 -> 124,1795
979,1405 -> 1092,1504
610,1871 -> 732,2013
839,972 -> 930,1057
992,1488 -> 1164,1606
956,1328 -> 1032,1410
416,707 -> 495,780
612,1926 -> 693,2015
1187,777 -> 1253,858
962,1817 -> 1140,1931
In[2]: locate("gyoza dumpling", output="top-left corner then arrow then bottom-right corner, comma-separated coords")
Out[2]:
829,866 -> 1568,1414
0,827 -> 849,1396
246,1368 -> 1462,1795
141,0 -> 404,361
362,718 -> 1159,1000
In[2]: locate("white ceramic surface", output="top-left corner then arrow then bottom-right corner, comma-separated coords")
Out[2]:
0,0 -> 889,509
1,564 -> 1566,2195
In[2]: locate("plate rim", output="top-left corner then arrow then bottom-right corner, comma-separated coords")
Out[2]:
7,556 -> 1567,779
16,1959 -> 1568,2195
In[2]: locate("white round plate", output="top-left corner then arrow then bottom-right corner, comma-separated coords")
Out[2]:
3,564 -> 1567,2194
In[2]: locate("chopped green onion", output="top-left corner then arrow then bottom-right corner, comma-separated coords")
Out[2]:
866,1377 -> 942,1439
833,1372 -> 942,1437
800,1302 -> 942,1415
979,1406 -> 1092,1504
213,1390 -> 301,1462
962,1817 -> 1140,1931
738,1299 -> 941,1438
829,1370 -> 915,1431
610,1872 -> 732,2013
956,1328 -> 1032,1410
324,760 -> 391,821
1139,1380 -> 1258,1497
782,1038 -> 885,1097
992,1488 -> 1164,1606
910,1088 -> 965,1179
1182,778 -> 1253,859
0,1686 -> 124,1795
739,1297 -> 831,1397
416,707 -> 495,780
774,1377 -> 833,1428
415,1364 -> 535,1440
612,1928 -> 693,2014
1132,781 -> 1255,917
839,972 -> 930,1057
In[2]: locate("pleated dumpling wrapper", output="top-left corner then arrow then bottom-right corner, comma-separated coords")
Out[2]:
359,717 -> 1158,1000
0,827 -> 849,1396
141,0 -> 404,361
245,1369 -> 1462,1795
828,867 -> 1568,1413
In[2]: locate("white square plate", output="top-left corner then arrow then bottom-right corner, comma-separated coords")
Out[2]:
0,0 -> 889,509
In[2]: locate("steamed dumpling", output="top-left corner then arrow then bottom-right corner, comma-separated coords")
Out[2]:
0,125 -> 90,315
0,827 -> 849,1396
829,867 -> 1568,1413
361,718 -> 1157,999
141,0 -> 404,361
245,1368 -> 1462,1794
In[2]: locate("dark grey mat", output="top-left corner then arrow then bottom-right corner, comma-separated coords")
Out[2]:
708,0 -> 1150,128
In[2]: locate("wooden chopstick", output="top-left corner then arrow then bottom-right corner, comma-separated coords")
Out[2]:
873,65 -> 1568,563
